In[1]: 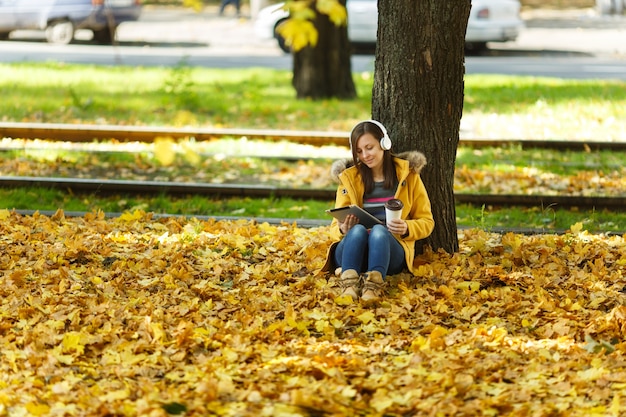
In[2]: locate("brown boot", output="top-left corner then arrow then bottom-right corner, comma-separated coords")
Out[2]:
361,271 -> 385,304
339,269 -> 361,301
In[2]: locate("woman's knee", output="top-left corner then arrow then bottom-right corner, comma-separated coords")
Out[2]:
369,224 -> 391,243
347,224 -> 368,240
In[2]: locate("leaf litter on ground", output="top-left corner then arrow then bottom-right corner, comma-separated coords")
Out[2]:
3,137 -> 626,197
2,209 -> 626,416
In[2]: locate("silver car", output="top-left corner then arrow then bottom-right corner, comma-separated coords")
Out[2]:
0,0 -> 141,44
254,0 -> 524,53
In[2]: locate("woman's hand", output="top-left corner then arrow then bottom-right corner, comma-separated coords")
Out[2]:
339,214 -> 358,234
387,218 -> 408,236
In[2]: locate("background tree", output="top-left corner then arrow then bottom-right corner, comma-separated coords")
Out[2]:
277,0 -> 356,99
372,0 -> 470,253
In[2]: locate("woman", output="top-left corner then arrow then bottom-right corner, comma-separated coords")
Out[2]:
321,120 -> 434,303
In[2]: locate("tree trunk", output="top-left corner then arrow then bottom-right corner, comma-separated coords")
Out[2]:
372,0 -> 470,254
292,1 -> 356,99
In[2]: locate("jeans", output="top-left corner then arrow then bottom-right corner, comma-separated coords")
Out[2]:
334,224 -> 406,278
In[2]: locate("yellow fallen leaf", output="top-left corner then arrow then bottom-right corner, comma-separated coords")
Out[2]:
456,281 -> 481,292
118,209 -> 145,222
577,366 -> 608,381
182,142 -> 201,165
0,209 -> 10,221
341,386 -> 357,398
100,388 -> 130,402
370,390 -> 393,413
315,319 -> 330,332
25,403 -> 50,416
610,394 -> 621,416
334,294 -> 354,305
154,136 -> 176,166
149,321 -> 166,344
357,311 -> 375,324
62,331 -> 87,355
570,221 -> 583,234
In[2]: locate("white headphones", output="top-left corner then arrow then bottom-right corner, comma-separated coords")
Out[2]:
350,119 -> 392,151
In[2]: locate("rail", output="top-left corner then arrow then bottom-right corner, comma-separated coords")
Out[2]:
2,122 -> 626,150
9,209 -> 624,236
1,176 -> 624,210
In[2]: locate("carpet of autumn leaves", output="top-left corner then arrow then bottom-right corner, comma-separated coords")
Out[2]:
4,142 -> 626,196
3,209 -> 626,416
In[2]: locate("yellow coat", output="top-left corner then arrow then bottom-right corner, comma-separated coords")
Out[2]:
320,151 -> 434,275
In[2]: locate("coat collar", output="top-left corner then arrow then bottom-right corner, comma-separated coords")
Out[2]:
330,151 -> 427,183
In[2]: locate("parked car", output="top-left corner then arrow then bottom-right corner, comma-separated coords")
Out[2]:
253,0 -> 524,53
0,0 -> 142,45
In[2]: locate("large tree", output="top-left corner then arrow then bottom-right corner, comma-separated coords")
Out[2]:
279,0 -> 469,252
372,0 -> 470,253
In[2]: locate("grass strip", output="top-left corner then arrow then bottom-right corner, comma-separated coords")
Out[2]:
1,187 -> 624,233
0,63 -> 624,139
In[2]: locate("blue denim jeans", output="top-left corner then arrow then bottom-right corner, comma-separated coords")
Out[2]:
334,224 -> 406,278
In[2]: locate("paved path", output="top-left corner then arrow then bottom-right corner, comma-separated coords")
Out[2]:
499,8 -> 626,57
116,6 -> 281,56
115,6 -> 626,58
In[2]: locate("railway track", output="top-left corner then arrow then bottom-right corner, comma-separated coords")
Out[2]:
2,122 -> 626,211
14,208 -> 619,236
1,176 -> 625,210
2,122 -> 626,151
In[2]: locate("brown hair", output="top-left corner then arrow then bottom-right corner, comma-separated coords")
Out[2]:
349,121 -> 397,193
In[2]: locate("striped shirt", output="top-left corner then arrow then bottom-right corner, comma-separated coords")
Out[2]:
363,181 -> 397,223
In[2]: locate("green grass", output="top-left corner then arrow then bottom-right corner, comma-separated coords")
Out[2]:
455,204 -> 626,233
0,63 -> 372,130
2,187 -> 625,233
0,187 -> 333,220
463,75 -> 626,140
1,62 -> 625,232
1,63 -> 624,138
457,144 -> 626,174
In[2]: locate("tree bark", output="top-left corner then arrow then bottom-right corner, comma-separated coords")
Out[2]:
292,1 -> 356,99
372,0 -> 470,254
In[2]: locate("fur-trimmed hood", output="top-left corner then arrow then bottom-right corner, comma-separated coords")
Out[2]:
330,151 -> 427,183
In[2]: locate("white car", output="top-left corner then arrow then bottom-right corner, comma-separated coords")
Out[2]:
254,0 -> 524,53
0,0 -> 141,45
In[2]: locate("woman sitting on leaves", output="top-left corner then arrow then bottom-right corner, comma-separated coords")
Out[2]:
321,120 -> 434,304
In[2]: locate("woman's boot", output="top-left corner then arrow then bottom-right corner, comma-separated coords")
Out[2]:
361,271 -> 385,304
339,269 -> 361,301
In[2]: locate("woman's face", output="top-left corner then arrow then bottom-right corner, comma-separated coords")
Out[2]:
356,133 -> 384,171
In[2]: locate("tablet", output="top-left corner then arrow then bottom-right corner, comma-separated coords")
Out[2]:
326,205 -> 383,229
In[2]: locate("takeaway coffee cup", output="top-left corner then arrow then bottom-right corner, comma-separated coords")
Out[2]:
385,199 -> 403,222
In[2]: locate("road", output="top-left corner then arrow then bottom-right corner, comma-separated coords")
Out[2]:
0,6 -> 625,79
